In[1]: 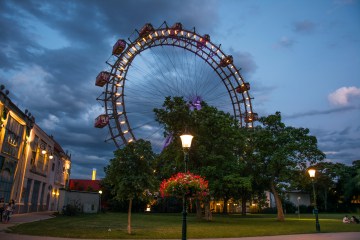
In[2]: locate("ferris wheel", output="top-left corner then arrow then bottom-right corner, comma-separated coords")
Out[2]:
95,22 -> 257,151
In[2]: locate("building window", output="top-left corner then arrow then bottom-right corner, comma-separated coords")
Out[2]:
0,168 -> 12,202
2,116 -> 24,158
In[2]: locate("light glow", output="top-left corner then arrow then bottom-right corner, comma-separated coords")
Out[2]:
308,169 -> 316,178
180,134 -> 193,148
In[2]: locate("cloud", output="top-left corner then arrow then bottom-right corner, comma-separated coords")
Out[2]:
275,36 -> 295,48
328,86 -> 360,106
284,105 -> 358,119
293,20 -> 316,34
228,48 -> 258,77
311,126 -> 360,165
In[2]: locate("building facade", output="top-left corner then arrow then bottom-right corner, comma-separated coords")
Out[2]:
0,86 -> 71,213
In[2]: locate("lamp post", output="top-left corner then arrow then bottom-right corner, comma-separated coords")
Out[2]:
180,133 -> 193,240
297,196 -> 301,219
99,190 -> 103,213
308,168 -> 320,232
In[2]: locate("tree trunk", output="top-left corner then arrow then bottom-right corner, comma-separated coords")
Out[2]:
241,195 -> 247,216
195,199 -> 202,219
204,199 -> 212,221
127,198 -> 132,234
270,181 -> 285,222
222,197 -> 228,214
324,190 -> 327,211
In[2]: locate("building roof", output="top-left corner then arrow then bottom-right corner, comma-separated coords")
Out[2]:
68,179 -> 101,192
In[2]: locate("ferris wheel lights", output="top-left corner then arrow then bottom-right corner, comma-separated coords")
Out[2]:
236,82 -> 250,93
219,55 -> 233,68
98,23 -> 256,149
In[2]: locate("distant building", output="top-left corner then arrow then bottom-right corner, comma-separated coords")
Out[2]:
0,85 -> 71,213
68,179 -> 101,192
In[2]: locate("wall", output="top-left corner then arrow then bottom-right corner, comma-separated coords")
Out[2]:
58,189 -> 100,213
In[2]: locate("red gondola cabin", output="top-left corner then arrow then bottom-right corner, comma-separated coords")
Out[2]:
112,39 -> 127,56
139,23 -> 154,37
236,82 -> 250,93
94,114 -> 109,128
169,22 -> 183,36
95,71 -> 110,87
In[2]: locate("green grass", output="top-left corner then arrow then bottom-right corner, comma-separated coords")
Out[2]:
8,212 -> 360,239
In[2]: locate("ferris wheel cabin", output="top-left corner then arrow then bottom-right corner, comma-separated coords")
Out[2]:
236,82 -> 250,93
112,39 -> 127,56
139,23 -> 154,37
197,34 -> 210,48
245,113 -> 258,123
94,114 -> 109,128
219,55 -> 233,67
95,71 -> 110,87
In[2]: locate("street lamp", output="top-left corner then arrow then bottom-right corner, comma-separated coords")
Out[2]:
297,196 -> 301,219
180,133 -> 193,240
99,190 -> 103,213
308,168 -> 320,232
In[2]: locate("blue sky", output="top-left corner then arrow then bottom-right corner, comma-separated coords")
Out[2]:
0,0 -> 359,179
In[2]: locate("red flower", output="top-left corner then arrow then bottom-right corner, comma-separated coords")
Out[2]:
159,172 -> 209,198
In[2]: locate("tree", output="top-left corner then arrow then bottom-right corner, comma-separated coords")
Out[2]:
103,139 -> 156,234
253,112 -> 325,221
154,97 -> 251,216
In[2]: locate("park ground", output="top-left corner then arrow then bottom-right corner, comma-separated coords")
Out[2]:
0,211 -> 359,240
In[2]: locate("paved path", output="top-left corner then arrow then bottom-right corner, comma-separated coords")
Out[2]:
0,212 -> 359,240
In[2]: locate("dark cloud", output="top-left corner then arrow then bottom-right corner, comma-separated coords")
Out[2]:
228,48 -> 258,78
315,126 -> 360,165
284,105 -> 359,119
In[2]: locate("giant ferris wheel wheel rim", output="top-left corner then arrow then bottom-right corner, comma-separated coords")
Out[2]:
95,22 -> 257,149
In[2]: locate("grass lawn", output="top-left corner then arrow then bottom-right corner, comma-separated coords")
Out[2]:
8,212 -> 360,239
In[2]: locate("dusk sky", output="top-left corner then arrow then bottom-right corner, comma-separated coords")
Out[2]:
1,0 -> 359,179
